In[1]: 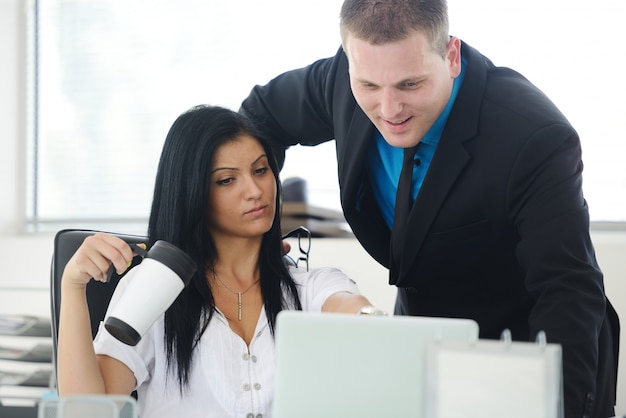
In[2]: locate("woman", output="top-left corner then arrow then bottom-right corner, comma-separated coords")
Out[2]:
57,105 -> 376,417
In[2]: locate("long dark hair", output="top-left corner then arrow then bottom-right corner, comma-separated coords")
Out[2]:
147,105 -> 302,390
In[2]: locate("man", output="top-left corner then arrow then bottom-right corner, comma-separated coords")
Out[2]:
240,0 -> 619,416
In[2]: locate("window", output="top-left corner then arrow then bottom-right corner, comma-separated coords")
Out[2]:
27,0 -> 345,233
27,0 -> 626,233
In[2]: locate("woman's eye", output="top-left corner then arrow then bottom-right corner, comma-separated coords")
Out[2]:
254,166 -> 269,175
216,177 -> 234,186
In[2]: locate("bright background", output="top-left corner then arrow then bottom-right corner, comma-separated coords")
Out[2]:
24,0 -> 626,233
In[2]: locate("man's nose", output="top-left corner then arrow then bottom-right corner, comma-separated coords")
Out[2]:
379,89 -> 403,119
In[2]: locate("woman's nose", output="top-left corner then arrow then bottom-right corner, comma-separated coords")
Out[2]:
243,177 -> 263,198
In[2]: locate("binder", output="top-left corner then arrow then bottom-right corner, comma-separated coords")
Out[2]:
0,315 -> 54,411
426,331 -> 563,418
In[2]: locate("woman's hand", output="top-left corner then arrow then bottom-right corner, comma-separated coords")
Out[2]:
62,233 -> 137,287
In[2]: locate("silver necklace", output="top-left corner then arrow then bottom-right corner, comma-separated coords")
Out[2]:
214,275 -> 260,321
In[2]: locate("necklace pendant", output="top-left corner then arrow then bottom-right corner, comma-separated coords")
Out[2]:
214,274 -> 259,322
237,292 -> 242,321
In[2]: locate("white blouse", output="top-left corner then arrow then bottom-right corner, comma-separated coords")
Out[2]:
93,266 -> 360,418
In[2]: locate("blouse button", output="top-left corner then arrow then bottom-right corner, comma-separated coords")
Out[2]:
256,414 -> 263,418
246,414 -> 254,418
242,353 -> 250,361
243,383 -> 251,391
251,355 -> 258,363
253,383 -> 262,390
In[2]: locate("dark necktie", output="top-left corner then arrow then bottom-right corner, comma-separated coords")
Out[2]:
391,146 -> 420,265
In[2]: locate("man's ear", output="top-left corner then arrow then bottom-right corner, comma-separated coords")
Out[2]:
447,36 -> 462,78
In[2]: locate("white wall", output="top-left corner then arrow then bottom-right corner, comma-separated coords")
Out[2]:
1,0 -> 624,414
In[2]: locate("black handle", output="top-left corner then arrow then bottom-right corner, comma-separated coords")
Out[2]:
105,243 -> 147,283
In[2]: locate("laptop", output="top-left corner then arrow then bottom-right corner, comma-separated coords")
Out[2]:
272,311 -> 479,418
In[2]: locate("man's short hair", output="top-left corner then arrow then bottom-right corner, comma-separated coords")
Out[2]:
340,0 -> 449,57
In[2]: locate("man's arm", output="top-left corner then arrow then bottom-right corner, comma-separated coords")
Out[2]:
240,48 -> 344,167
510,124 -> 607,416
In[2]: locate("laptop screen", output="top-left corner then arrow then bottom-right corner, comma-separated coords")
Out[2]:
272,311 -> 479,418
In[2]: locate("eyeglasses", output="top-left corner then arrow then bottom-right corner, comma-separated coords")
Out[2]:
281,226 -> 311,271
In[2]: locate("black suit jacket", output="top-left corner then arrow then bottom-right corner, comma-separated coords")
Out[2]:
242,41 -> 619,418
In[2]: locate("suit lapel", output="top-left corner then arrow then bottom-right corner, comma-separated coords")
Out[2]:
339,106 -> 395,267
339,107 -> 376,211
398,129 -> 471,279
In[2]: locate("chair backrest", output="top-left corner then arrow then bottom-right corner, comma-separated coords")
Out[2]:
50,229 -> 147,368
